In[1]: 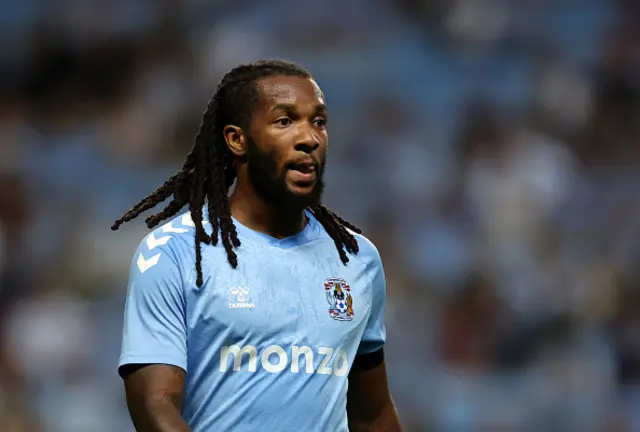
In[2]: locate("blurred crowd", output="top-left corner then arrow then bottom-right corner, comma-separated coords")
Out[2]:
1,0 -> 640,431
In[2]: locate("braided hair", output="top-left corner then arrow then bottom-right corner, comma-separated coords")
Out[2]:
112,60 -> 361,286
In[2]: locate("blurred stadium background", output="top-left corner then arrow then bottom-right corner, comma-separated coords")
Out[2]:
1,0 -> 640,430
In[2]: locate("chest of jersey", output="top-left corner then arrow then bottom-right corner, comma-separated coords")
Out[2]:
186,242 -> 372,357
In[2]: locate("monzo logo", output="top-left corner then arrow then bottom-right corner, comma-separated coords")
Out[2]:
219,344 -> 349,376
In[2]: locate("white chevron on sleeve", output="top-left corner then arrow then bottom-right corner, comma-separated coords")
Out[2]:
146,233 -> 173,250
137,253 -> 161,273
162,221 -> 188,234
181,214 -> 196,227
181,213 -> 210,227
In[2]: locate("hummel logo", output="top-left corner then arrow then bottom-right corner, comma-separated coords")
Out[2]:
228,287 -> 254,309
137,253 -> 160,273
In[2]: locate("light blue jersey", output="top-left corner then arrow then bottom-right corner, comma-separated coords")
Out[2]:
119,210 -> 386,432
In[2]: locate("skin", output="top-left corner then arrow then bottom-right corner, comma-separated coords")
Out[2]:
225,75 -> 329,239
122,75 -> 401,431
121,364 -> 190,432
348,360 -> 402,431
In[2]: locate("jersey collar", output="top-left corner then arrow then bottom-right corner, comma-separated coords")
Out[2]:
202,207 -> 321,249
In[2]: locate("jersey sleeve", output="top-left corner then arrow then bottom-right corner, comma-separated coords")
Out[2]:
118,236 -> 188,377
357,248 -> 387,356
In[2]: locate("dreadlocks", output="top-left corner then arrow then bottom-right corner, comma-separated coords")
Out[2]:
112,60 -> 362,287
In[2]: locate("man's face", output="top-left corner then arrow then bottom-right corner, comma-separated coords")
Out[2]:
243,75 -> 328,210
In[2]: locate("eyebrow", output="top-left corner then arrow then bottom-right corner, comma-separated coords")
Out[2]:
270,103 -> 327,115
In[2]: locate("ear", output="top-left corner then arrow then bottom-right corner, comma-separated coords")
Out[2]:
223,125 -> 246,156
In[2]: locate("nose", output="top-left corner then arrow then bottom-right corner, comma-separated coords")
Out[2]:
294,125 -> 320,154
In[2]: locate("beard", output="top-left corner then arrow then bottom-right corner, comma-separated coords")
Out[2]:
245,136 -> 325,210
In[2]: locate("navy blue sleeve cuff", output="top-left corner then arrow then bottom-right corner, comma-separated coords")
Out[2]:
352,348 -> 384,372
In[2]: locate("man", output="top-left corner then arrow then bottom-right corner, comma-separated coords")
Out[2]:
113,59 -> 401,432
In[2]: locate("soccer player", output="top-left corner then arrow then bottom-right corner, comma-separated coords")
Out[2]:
113,60 -> 401,432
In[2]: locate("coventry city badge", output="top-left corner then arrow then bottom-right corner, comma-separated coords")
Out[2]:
324,278 -> 354,321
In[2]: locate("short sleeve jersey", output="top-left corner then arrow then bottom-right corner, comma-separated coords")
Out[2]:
119,210 -> 386,432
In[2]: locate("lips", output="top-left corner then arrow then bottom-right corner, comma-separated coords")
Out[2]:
288,160 -> 317,183
291,163 -> 315,173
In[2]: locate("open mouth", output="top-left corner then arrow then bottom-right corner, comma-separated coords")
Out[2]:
288,160 -> 317,183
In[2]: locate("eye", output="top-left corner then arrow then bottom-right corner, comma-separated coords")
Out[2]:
275,117 -> 292,127
314,117 -> 327,128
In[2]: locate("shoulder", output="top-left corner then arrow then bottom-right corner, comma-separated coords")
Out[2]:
348,230 -> 384,278
350,230 -> 381,263
313,216 -> 383,272
130,212 -> 200,277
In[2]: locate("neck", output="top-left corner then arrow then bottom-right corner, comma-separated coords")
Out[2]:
229,179 -> 307,239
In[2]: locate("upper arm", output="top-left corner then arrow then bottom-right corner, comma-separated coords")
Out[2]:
119,235 -> 188,377
123,363 -> 187,411
347,360 -> 399,431
348,237 -> 400,430
122,364 -> 188,431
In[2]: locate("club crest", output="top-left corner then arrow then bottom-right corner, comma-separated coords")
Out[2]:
324,278 -> 354,321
